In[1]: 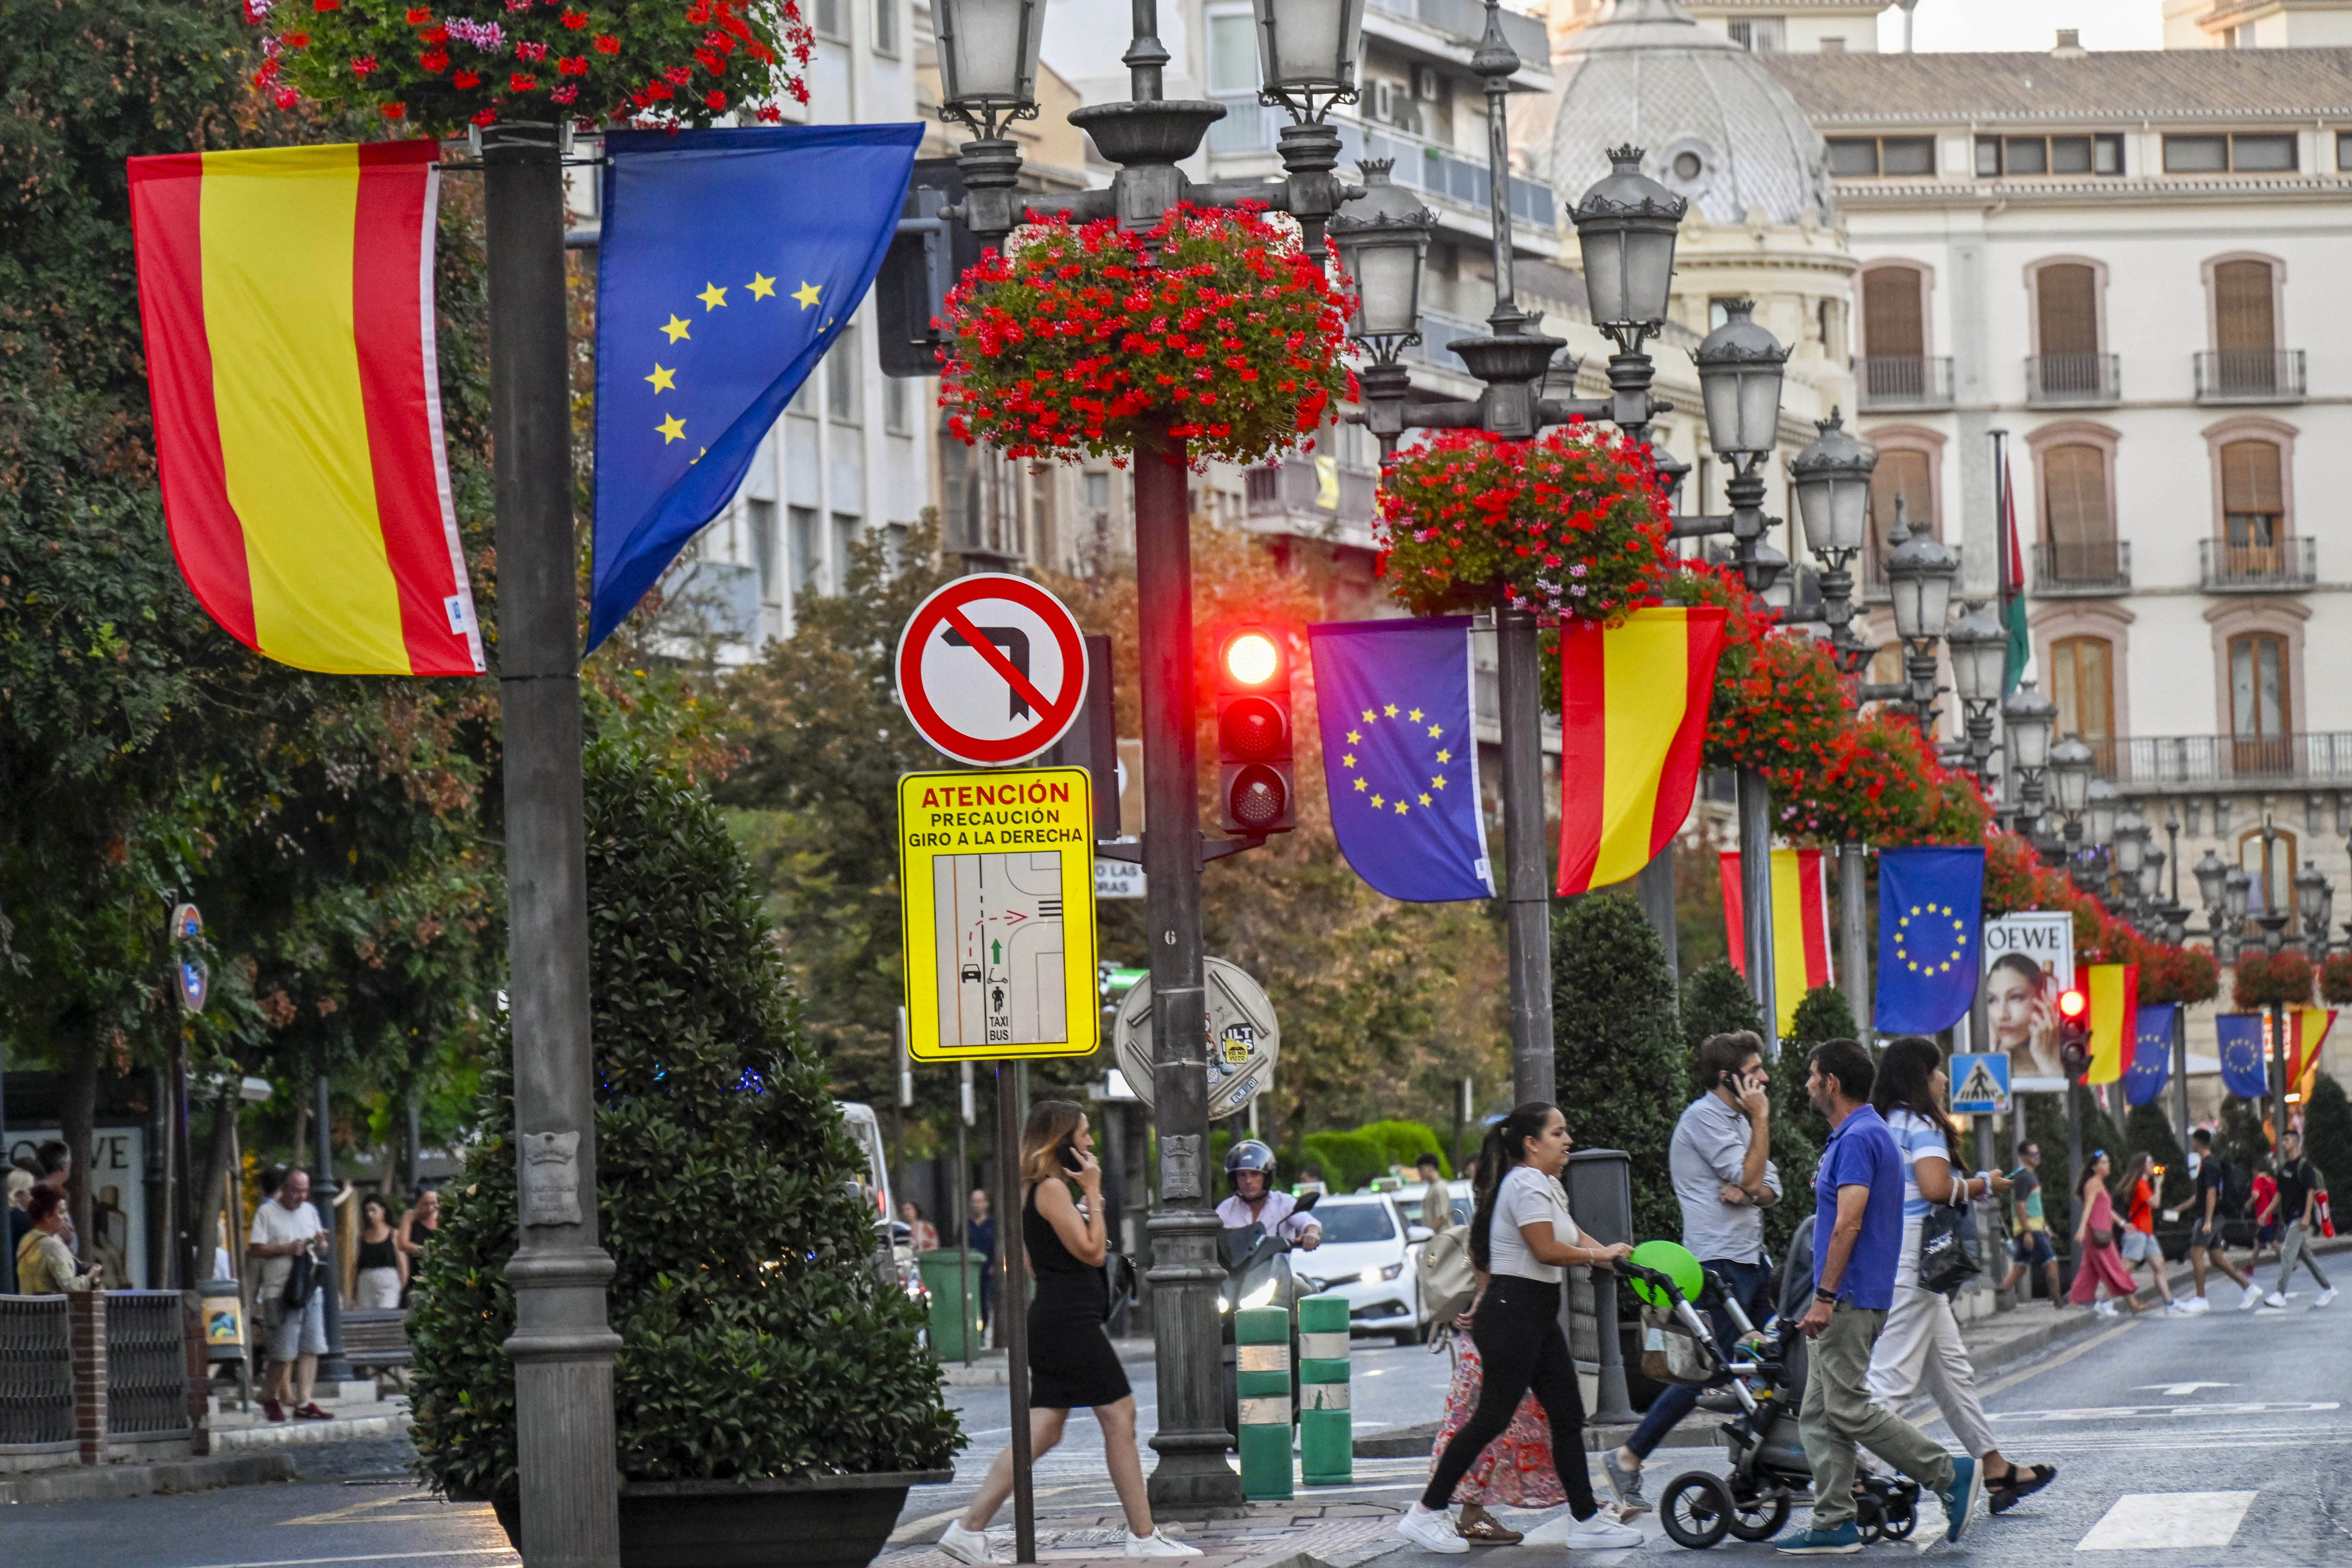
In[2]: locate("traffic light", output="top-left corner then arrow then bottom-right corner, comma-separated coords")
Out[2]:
2056,986 -> 2092,1082
1215,625 -> 1296,835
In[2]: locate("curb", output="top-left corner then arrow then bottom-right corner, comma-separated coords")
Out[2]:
212,1411 -> 414,1452
0,1450 -> 298,1506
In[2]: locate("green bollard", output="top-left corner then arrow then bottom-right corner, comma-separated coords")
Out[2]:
1297,1291 -> 1352,1486
1235,1305 -> 1294,1500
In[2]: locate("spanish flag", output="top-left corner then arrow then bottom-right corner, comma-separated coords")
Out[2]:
129,142 -> 483,676
1555,606 -> 1728,895
2084,962 -> 2139,1085
2291,1008 -> 2335,1102
1717,848 -> 1834,1034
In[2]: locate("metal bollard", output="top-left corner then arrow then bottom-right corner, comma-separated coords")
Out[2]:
1235,1305 -> 1294,1500
1297,1291 -> 1352,1486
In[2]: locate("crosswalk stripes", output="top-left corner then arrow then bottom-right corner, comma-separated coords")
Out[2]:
2074,1491 -> 2258,1550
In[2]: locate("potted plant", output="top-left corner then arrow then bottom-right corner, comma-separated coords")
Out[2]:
407,742 -> 957,1567
937,203 -> 1352,468
244,0 -> 809,130
1375,424 -> 1670,621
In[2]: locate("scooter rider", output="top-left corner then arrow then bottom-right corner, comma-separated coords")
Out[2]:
1216,1141 -> 1321,1252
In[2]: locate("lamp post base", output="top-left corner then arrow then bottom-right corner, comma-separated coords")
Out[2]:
1143,1209 -> 1244,1520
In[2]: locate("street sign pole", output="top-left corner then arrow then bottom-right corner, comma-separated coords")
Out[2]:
1134,426 -> 1241,1517
997,1062 -> 1035,1563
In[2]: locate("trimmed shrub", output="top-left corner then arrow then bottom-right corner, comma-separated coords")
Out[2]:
1680,959 -> 1764,1070
1355,1119 -> 1452,1180
407,744 -> 958,1506
1554,893 -> 1685,1245
2302,1073 -> 2352,1201
1300,1130 -> 1389,1194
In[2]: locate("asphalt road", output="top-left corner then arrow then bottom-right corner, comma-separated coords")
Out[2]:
14,1300 -> 2347,1565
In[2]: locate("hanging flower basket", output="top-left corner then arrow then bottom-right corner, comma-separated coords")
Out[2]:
245,0 -> 809,132
1375,426 -> 1670,621
937,205 -> 1352,468
2324,951 -> 2352,1006
2233,948 -> 2314,1009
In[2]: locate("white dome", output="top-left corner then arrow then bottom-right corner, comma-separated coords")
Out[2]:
1536,0 -> 1835,228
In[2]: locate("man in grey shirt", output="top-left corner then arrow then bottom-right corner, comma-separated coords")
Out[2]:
1605,1031 -> 1780,1512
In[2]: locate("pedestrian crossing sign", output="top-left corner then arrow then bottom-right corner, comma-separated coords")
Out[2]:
1950,1052 -> 2010,1114
897,766 -> 1100,1061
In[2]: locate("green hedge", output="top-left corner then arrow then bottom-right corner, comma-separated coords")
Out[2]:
406,744 -> 959,1507
1554,893 -> 1684,1246
1300,1130 -> 1390,1194
1354,1120 -> 1451,1180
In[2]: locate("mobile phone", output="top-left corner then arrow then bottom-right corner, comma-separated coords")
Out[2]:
1057,1138 -> 1085,1174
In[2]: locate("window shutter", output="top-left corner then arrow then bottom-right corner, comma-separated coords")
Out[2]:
2219,440 -> 2283,515
2036,265 -> 2099,355
2213,261 -> 2276,353
1862,268 -> 1925,357
2042,445 -> 2111,546
2051,636 -> 2114,746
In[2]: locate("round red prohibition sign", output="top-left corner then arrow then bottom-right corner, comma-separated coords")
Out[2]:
895,574 -> 1091,765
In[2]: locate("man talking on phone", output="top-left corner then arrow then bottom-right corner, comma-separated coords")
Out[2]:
1216,1141 -> 1320,1250
1606,1031 -> 1780,1513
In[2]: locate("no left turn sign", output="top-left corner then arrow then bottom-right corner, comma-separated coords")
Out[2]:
896,574 -> 1091,765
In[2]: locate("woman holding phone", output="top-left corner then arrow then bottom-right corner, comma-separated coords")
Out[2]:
940,1101 -> 1199,1565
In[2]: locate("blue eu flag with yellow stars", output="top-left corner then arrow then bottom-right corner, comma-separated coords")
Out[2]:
1306,617 -> 1492,903
2218,1012 -> 2270,1098
2126,1002 -> 2178,1105
588,124 -> 922,651
1874,846 -> 1984,1033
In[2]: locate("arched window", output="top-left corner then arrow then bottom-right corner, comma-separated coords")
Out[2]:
2034,262 -> 2105,400
2041,444 -> 2115,582
2213,259 -> 2278,360
2049,635 -> 2115,775
2228,630 -> 2292,774
2219,439 -> 2285,556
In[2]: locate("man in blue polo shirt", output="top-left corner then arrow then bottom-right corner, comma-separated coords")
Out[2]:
1778,1039 -> 1979,1555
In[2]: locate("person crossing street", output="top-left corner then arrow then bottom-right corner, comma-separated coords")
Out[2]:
2184,1128 -> 2259,1312
2261,1129 -> 2336,1310
1998,1142 -> 2064,1309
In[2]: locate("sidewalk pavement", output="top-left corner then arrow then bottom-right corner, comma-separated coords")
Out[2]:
883,1495 -> 1412,1568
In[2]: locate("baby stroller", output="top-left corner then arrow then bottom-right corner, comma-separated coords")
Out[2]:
1618,1260 -> 1922,1551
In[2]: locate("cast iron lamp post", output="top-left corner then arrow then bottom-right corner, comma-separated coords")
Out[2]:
1880,501 -> 1958,730
1340,61 -> 1692,1100
2049,735 -> 2095,862
2001,680 -> 2056,837
2298,860 -> 2334,960
925,0 -> 1385,1519
1945,602 -> 2007,785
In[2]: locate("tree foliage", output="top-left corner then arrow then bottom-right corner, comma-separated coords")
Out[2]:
1554,893 -> 1684,1245
407,744 -> 957,1505
2302,1073 -> 2352,1202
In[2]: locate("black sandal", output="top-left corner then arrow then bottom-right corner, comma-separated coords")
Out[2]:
1987,1463 -> 2055,1513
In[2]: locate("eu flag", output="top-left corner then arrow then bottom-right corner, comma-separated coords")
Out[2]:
2218,1012 -> 2270,1099
1874,846 -> 1983,1033
588,124 -> 922,651
1306,617 -> 1493,903
2126,1001 -> 2178,1106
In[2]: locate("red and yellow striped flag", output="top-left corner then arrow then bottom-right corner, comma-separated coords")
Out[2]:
1555,606 -> 1728,895
2084,962 -> 2139,1085
2291,1007 -> 2335,1101
1717,848 -> 1834,1034
130,142 -> 483,676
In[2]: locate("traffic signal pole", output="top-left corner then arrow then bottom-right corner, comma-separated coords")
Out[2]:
1133,423 -> 1244,1517
1496,608 -> 1554,1107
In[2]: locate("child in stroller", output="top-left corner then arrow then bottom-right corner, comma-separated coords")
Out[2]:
1619,1255 -> 1923,1550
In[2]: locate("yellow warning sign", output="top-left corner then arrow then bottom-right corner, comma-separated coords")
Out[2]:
898,767 -> 1100,1061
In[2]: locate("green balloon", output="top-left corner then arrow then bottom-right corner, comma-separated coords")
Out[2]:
1627,1239 -> 1704,1310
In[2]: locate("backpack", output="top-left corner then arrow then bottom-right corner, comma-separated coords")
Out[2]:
2215,1158 -> 2253,1220
1417,1226 -> 1477,1329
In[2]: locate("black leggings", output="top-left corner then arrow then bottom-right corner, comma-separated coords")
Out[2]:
1420,1274 -> 1597,1519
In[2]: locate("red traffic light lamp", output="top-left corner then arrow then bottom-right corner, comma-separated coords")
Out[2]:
1215,625 -> 1296,835
2056,986 -> 2092,1081
2057,987 -> 2087,1021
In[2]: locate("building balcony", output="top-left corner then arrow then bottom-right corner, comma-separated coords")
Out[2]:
2025,352 -> 2120,407
2200,536 -> 2316,592
1245,456 -> 1378,542
1363,0 -> 1552,81
2031,539 -> 2131,596
2102,733 -> 2352,788
1399,306 -> 1502,375
2194,349 -> 2306,405
1856,355 -> 1954,413
1204,101 -> 1557,249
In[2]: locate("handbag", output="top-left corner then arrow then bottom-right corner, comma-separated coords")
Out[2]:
1417,1226 -> 1478,1329
1102,1251 -> 1141,1312
1638,1305 -> 1715,1387
1916,1200 -> 1979,1295
281,1249 -> 319,1310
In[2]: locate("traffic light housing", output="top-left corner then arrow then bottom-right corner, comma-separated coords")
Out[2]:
1215,625 -> 1296,835
2056,986 -> 2092,1081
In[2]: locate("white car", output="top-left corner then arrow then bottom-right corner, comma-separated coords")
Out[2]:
1293,1193 -> 1434,1343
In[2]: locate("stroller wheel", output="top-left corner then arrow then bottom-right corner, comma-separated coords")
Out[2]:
1660,1472 -> 1733,1550
1883,1499 -> 1918,1541
1722,1483 -> 1790,1543
1852,1493 -> 1885,1545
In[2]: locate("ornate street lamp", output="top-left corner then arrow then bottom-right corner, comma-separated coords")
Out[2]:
2002,679 -> 2056,835
2114,810 -> 2148,880
1945,601 -> 2007,783
2087,778 -> 2119,853
1791,411 -> 1875,673
1327,163 -> 1432,354
1882,501 -> 1957,728
2050,734 -> 2095,842
2194,847 -> 2230,913
2225,864 -> 2252,925
2298,860 -> 2334,958
1575,144 -> 1684,340
933,0 -> 1047,137
1251,0 -> 1366,112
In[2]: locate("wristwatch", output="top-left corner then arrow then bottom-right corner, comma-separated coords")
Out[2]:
1813,1287 -> 1837,1305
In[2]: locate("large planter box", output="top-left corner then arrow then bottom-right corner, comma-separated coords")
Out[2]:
487,1469 -> 954,1568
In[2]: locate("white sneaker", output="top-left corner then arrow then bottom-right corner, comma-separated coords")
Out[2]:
939,1522 -> 1004,1566
1395,1505 -> 1471,1555
2318,1287 -> 2339,1308
1562,1514 -> 1645,1550
2264,1291 -> 2288,1309
2183,1296 -> 2212,1314
2241,1285 -> 2265,1311
2163,1300 -> 2191,1315
2094,1299 -> 2119,1318
1126,1530 -> 1203,1558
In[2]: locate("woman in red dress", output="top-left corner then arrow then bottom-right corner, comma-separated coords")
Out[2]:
2068,1151 -> 2144,1315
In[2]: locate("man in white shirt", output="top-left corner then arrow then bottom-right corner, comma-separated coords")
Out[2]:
1215,1141 -> 1320,1250
249,1168 -> 332,1423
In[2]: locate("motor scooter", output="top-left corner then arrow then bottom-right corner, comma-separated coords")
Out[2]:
1216,1190 -> 1318,1444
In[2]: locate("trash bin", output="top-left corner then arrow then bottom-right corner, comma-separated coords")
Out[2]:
919,1250 -> 986,1360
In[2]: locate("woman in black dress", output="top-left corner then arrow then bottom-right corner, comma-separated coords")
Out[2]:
938,1101 -> 1200,1564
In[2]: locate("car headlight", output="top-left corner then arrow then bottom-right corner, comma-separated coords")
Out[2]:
1381,1262 -> 1405,1281
1240,1279 -> 1278,1311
